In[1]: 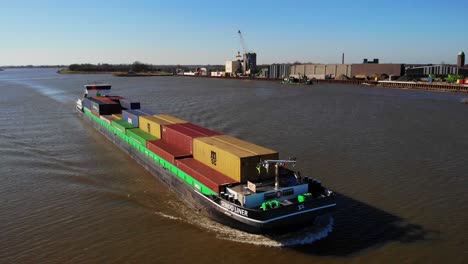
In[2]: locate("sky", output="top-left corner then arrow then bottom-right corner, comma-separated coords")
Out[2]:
0,0 -> 467,66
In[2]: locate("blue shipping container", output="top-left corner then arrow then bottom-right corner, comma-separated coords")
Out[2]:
82,97 -> 92,110
122,110 -> 145,127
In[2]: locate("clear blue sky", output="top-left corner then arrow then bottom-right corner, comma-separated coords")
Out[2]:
1,0 -> 467,65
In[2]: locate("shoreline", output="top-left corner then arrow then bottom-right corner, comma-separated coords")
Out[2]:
56,69 -> 468,94
57,69 -> 173,76
176,75 -> 468,94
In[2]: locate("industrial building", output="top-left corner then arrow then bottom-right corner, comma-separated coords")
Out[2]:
351,63 -> 404,78
289,64 -> 352,79
242,53 -> 257,75
405,65 -> 468,77
269,64 -> 290,79
406,51 -> 467,78
225,60 -> 241,76
457,51 -> 465,67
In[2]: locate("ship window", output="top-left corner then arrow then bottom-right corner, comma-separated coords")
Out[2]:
283,188 -> 294,196
264,192 -> 276,200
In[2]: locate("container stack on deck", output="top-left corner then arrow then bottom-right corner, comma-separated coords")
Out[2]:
82,94 -> 279,194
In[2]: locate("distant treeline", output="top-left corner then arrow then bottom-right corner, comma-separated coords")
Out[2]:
1,65 -> 66,68
68,62 -> 224,73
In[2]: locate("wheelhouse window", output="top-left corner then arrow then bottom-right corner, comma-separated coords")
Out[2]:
282,188 -> 294,196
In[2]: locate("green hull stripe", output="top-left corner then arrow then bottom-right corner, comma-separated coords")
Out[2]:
83,109 -> 216,195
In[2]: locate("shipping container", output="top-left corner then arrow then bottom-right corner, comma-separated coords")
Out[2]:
193,137 -> 276,182
139,116 -> 172,139
136,109 -> 158,116
91,110 -> 100,118
175,158 -> 238,193
122,110 -> 145,127
155,114 -> 187,124
119,98 -> 141,110
147,140 -> 192,164
126,128 -> 158,146
92,97 -> 115,103
105,96 -> 124,102
100,115 -> 117,125
82,97 -> 92,110
211,135 -> 278,156
161,123 -> 221,154
181,123 -> 222,136
111,119 -> 135,133
112,113 -> 123,119
86,97 -> 121,115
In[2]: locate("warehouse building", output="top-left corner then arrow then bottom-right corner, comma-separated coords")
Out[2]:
405,65 -> 468,77
269,63 -> 290,79
351,63 -> 404,78
289,64 -> 352,79
225,60 -> 242,76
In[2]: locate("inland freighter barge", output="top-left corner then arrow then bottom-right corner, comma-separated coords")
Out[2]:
76,84 -> 336,234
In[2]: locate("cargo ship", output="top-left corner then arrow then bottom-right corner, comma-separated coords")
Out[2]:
76,84 -> 336,234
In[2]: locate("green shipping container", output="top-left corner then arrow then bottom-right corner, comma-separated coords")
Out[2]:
111,119 -> 135,133
126,128 -> 158,146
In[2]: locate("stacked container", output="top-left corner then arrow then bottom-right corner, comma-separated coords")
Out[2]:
139,114 -> 186,139
105,96 -> 124,102
85,97 -> 121,115
126,128 -> 158,146
147,140 -> 192,164
139,116 -> 171,139
122,109 -> 157,127
175,158 -> 238,193
119,98 -> 141,110
161,123 -> 221,155
156,114 -> 187,124
112,113 -> 123,120
193,135 -> 278,183
100,115 -> 118,125
111,119 -> 135,133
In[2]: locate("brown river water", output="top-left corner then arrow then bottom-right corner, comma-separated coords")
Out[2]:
0,69 -> 467,263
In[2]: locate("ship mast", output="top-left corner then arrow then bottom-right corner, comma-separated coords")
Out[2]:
258,159 -> 297,190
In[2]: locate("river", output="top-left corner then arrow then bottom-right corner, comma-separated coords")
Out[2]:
0,69 -> 467,263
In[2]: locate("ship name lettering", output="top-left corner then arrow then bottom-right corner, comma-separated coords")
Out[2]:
220,200 -> 248,217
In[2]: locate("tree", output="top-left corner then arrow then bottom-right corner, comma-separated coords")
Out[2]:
131,61 -> 149,72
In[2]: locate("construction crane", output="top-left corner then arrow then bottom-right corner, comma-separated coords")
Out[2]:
238,30 -> 248,55
237,30 -> 256,76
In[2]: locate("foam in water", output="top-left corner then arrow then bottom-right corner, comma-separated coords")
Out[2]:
23,83 -> 74,103
153,211 -> 183,221
166,200 -> 333,247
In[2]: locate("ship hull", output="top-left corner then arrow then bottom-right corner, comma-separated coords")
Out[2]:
78,109 -> 335,234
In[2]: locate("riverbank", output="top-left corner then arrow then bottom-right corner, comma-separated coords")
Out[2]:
57,69 -> 173,76
176,75 -> 468,93
376,80 -> 468,93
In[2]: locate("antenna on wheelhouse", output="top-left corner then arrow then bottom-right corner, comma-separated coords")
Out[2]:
258,159 -> 297,190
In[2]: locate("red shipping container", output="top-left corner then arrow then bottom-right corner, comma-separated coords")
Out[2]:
92,97 -> 119,104
175,158 -> 238,193
161,123 -> 222,154
105,96 -> 124,102
147,140 -> 192,164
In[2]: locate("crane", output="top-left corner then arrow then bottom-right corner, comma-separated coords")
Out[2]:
238,30 -> 248,55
